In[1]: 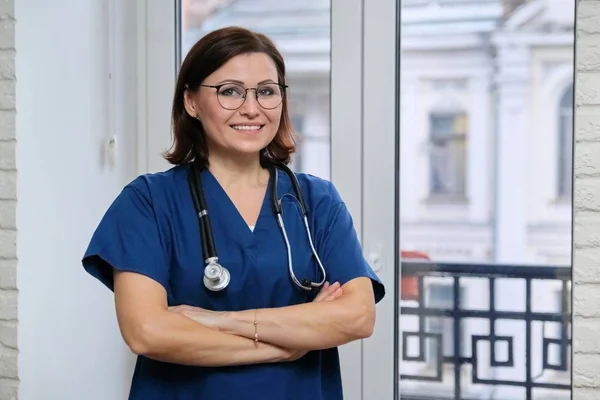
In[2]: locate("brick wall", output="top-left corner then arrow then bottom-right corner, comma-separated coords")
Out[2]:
0,0 -> 17,398
574,0 -> 600,398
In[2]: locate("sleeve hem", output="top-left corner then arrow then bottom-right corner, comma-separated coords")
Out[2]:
82,250 -> 169,293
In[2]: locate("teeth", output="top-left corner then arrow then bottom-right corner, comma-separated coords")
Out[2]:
232,125 -> 261,131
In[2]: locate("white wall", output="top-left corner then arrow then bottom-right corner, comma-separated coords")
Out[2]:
15,1 -> 138,398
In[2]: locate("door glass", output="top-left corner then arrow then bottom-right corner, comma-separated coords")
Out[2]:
180,0 -> 332,179
397,1 -> 575,398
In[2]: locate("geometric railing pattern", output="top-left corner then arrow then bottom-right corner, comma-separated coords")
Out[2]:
399,261 -> 571,400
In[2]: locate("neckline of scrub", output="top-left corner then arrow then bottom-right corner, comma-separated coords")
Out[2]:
198,167 -> 279,246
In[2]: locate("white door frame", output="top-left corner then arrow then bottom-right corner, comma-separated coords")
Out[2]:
137,1 -> 399,398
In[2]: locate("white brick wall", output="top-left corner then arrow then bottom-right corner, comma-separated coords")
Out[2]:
0,0 -> 17,398
574,0 -> 600,398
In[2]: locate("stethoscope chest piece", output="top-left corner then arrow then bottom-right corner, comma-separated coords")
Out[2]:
203,257 -> 230,291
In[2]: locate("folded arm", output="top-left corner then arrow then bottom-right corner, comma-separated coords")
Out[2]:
218,277 -> 376,351
114,271 -> 343,367
114,270 -> 293,367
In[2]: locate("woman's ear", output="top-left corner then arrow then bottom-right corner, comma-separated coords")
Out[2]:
183,89 -> 198,119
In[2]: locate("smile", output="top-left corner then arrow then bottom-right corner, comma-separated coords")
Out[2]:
231,124 -> 264,132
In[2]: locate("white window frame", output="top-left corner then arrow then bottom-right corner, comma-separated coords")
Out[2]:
136,0 -> 178,175
136,1 -> 398,399
358,0 -> 397,399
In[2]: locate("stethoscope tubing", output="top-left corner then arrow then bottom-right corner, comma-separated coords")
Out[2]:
188,161 -> 327,292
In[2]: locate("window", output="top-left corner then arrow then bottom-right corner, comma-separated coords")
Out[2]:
395,0 -> 575,398
558,85 -> 573,199
180,0 -> 332,179
428,112 -> 468,197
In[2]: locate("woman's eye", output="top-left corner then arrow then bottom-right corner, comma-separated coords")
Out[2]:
220,87 -> 242,96
258,88 -> 274,96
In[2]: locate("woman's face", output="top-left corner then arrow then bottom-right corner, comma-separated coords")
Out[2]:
184,52 -> 283,159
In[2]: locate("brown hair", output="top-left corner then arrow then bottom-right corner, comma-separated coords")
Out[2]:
163,26 -> 296,167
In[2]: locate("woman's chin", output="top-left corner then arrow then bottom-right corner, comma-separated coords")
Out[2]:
225,145 -> 268,159
228,139 -> 274,157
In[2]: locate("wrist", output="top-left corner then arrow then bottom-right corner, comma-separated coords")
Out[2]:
222,309 -> 264,344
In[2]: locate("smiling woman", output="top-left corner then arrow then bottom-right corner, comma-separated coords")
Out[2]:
81,26 -> 385,400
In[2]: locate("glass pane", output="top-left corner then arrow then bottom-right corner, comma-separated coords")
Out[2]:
179,0 -> 332,179
397,0 -> 575,399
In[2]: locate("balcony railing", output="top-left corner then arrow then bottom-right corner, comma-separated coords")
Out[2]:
398,261 -> 572,400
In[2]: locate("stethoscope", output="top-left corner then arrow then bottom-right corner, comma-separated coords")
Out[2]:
187,162 -> 327,293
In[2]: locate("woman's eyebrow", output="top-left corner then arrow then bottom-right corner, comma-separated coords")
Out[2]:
215,79 -> 244,85
215,78 -> 277,86
257,79 -> 276,85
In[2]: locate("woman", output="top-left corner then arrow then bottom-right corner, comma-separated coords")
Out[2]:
82,26 -> 385,400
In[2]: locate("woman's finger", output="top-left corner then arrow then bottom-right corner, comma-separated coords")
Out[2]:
312,282 -> 331,302
323,287 -> 343,301
319,282 -> 339,297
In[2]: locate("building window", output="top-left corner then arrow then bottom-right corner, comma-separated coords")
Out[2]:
557,85 -> 573,199
428,112 -> 468,198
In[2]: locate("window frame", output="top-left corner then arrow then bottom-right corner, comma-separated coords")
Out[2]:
135,0 -> 178,175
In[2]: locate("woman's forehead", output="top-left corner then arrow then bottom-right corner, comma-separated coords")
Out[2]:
208,53 -> 279,84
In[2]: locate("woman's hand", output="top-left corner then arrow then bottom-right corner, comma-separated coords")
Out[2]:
312,281 -> 343,303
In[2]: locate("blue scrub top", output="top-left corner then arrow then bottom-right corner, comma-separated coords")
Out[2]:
82,164 -> 385,400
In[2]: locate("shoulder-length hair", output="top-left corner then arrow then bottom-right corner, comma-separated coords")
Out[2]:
163,26 -> 296,167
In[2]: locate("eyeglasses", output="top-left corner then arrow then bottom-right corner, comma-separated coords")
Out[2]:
200,82 -> 287,110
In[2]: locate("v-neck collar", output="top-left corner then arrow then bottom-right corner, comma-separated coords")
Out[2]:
199,167 -> 279,246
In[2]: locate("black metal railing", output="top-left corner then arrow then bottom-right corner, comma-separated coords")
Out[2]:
399,261 -> 572,400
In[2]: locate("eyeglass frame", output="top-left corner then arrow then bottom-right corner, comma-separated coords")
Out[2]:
198,82 -> 288,110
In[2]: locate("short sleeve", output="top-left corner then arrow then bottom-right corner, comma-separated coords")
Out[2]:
81,181 -> 170,292
320,202 -> 385,304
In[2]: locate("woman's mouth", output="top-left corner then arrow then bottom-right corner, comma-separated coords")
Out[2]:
231,124 -> 264,134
